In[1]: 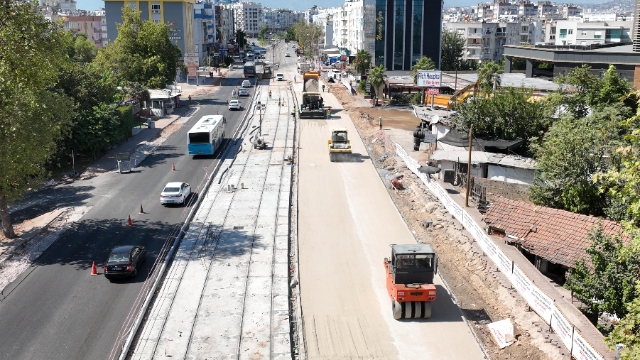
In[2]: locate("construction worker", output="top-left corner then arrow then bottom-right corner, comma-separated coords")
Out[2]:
327,107 -> 331,118
278,97 -> 281,106
269,90 -> 272,97
188,95 -> 192,105
291,107 -> 296,117
322,84 -> 325,93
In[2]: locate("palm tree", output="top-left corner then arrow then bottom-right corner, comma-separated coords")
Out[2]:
355,49 -> 371,76
369,65 -> 386,101
477,61 -> 503,93
411,56 -> 436,84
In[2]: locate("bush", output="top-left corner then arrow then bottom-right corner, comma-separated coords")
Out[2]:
390,93 -> 412,105
223,56 -> 234,66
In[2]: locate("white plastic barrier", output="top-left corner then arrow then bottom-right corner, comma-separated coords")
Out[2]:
395,143 -> 605,360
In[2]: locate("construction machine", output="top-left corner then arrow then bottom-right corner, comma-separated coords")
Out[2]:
300,72 -> 326,119
328,128 -> 352,162
384,244 -> 438,320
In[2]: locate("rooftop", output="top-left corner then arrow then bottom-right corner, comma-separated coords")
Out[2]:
483,197 -> 625,269
430,150 -> 537,169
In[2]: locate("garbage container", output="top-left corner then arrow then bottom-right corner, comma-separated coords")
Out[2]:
147,119 -> 155,129
116,153 -> 132,173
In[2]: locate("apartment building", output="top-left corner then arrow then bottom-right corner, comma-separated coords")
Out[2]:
105,0 -> 195,55
63,15 -> 107,47
262,8 -> 299,32
193,2 -> 215,63
561,4 -> 581,18
311,9 -> 337,49
229,2 -> 262,38
555,20 -> 633,45
444,22 -> 520,62
218,6 -> 235,45
332,0 -> 365,54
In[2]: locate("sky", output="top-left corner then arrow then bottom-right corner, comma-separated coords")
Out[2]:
76,0 -> 609,13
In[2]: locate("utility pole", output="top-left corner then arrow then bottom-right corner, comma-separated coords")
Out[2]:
465,125 -> 473,207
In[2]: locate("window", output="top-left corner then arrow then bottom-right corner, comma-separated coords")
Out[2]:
152,4 -> 160,14
594,31 -> 602,39
581,30 -> 587,36
568,29 -> 573,35
559,29 -> 567,38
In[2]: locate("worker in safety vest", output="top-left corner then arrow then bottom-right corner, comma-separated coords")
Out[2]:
291,107 -> 296,116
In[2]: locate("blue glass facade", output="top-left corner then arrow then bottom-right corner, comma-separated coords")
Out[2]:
370,0 -> 441,70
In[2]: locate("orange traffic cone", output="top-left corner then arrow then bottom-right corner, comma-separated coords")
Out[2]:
172,163 -> 176,171
91,261 -> 98,276
127,215 -> 132,226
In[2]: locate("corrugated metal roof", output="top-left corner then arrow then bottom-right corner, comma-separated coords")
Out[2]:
430,149 -> 537,169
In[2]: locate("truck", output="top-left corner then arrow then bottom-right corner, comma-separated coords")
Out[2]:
300,72 -> 326,119
297,62 -> 311,74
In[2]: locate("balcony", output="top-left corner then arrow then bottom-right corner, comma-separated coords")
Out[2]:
495,32 -> 506,37
466,42 -> 481,48
467,32 -> 482,38
467,54 -> 480,59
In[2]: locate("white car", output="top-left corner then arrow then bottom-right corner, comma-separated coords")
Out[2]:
160,182 -> 191,205
285,52 -> 291,57
242,80 -> 251,88
228,99 -> 241,110
276,73 -> 284,81
238,88 -> 249,96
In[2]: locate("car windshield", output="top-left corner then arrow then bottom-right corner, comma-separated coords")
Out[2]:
109,251 -> 130,262
163,187 -> 180,193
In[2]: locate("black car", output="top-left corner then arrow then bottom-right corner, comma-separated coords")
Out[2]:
104,245 -> 146,280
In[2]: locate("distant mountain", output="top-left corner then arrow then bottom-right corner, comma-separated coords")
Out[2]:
576,0 -> 635,13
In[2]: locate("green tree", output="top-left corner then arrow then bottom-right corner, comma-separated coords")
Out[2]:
530,105 -> 630,214
236,29 -> 247,49
452,87 -> 550,156
355,49 -> 371,75
440,30 -> 464,71
567,226 -> 640,323
0,0 -> 75,238
369,64 -> 386,100
285,26 -> 295,41
606,282 -> 640,358
258,25 -> 269,40
477,61 -> 503,93
93,6 -> 181,89
411,56 -> 436,84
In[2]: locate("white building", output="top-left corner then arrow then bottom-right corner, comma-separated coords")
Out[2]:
219,6 -> 235,46
229,2 -> 262,38
262,8 -> 300,32
332,0 -> 365,54
555,20 -> 633,46
444,22 -> 521,62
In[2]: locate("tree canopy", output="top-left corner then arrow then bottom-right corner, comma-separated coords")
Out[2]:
440,30 -> 464,71
0,0 -> 75,238
355,50 -> 371,75
93,6 -> 181,89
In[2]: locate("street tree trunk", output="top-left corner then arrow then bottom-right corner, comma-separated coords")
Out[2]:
0,189 -> 16,239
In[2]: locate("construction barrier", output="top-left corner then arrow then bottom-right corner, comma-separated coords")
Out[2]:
395,143 -> 605,360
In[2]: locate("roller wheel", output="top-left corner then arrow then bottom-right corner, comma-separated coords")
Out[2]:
413,145 -> 420,151
329,153 -> 336,162
423,302 -> 432,319
392,299 -> 402,320
414,301 -> 423,318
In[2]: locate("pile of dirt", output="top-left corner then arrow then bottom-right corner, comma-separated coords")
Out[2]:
347,109 -> 570,360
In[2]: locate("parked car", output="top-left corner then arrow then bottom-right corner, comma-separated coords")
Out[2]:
104,245 -> 146,280
242,80 -> 251,88
238,88 -> 249,97
160,182 -> 191,205
229,99 -> 241,110
276,73 -> 284,81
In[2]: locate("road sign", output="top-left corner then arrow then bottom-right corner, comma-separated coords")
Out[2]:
422,134 -> 437,143
366,78 -> 371,93
427,88 -> 440,95
417,70 -> 442,88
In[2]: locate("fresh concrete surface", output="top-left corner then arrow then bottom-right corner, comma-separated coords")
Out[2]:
294,66 -> 486,359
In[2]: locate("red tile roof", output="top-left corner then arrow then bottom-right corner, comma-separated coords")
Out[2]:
483,197 -> 625,269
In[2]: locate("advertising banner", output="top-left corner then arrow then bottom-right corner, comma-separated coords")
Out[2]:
417,70 -> 442,88
550,308 -> 574,349
572,332 -> 605,360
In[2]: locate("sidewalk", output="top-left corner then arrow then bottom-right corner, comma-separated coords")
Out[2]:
386,131 -> 612,359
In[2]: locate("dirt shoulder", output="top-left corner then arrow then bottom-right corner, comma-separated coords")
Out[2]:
333,85 -> 569,360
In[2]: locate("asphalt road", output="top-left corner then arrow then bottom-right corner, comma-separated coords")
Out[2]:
0,71 -> 254,360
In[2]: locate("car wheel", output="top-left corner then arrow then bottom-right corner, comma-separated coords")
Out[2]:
142,252 -> 147,263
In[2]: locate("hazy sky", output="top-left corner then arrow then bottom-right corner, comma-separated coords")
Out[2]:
76,0 -> 609,13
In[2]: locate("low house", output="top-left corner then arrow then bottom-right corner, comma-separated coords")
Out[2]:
149,89 -> 178,117
483,197 -> 625,283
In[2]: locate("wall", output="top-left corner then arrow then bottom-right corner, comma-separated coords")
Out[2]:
487,164 -> 534,185
472,176 -> 531,203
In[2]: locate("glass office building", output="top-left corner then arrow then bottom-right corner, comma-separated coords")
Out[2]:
367,0 -> 442,70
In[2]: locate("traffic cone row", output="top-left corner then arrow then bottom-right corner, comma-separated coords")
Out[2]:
91,261 -> 98,276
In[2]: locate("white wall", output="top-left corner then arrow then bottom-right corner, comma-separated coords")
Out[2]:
487,165 -> 534,185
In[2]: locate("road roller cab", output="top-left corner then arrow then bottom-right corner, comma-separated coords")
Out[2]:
384,244 -> 438,320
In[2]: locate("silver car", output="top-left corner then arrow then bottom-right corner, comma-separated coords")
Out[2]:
160,182 -> 191,205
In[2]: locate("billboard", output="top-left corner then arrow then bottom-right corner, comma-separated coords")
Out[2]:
417,70 -> 442,88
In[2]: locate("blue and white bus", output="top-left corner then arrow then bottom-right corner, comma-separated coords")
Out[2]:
187,115 -> 225,155
243,61 -> 256,77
